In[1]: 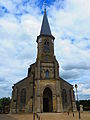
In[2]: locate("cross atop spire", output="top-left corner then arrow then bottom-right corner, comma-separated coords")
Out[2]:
44,0 -> 46,13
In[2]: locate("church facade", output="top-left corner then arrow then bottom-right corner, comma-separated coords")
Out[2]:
11,10 -> 76,113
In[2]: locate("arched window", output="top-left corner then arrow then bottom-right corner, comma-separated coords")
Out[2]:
69,89 -> 72,104
20,88 -> 26,106
62,89 -> 67,103
44,41 -> 50,52
46,70 -> 49,79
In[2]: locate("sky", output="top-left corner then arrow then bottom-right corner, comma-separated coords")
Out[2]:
0,0 -> 90,100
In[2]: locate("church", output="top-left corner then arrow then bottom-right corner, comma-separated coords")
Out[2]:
10,8 -> 76,113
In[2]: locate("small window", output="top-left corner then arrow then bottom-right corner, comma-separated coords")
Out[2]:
46,70 -> 49,79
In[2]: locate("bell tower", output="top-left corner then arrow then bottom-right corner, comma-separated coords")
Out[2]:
37,8 -> 55,62
36,8 -> 59,80
34,4 -> 63,113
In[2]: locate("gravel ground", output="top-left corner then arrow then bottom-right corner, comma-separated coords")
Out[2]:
0,111 -> 90,120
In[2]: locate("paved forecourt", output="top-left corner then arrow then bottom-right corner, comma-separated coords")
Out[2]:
0,112 -> 90,120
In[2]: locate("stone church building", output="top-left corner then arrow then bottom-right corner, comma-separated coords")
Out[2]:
11,9 -> 76,113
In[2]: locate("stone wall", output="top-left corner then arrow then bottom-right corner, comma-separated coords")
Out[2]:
11,76 -> 33,113
60,78 -> 74,111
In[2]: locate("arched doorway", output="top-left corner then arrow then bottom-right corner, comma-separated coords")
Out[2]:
43,87 -> 53,112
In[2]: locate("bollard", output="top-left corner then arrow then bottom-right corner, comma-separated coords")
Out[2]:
68,111 -> 69,115
79,111 -> 81,119
38,116 -> 40,120
73,112 -> 74,117
37,114 -> 38,119
33,113 -> 35,120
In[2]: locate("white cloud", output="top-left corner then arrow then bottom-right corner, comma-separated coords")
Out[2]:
49,0 -> 90,99
0,0 -> 90,99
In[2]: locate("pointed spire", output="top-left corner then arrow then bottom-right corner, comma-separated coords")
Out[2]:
40,1 -> 52,36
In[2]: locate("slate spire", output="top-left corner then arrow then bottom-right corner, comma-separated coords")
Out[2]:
40,6 -> 52,36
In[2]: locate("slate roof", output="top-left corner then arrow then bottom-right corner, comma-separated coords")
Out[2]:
40,10 -> 52,36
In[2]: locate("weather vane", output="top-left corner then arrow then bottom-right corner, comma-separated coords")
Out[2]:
44,0 -> 46,12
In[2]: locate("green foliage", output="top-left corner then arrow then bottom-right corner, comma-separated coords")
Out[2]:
0,97 -> 11,113
79,100 -> 90,111
76,100 -> 90,111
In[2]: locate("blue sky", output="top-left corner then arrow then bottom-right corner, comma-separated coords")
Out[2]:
0,0 -> 90,100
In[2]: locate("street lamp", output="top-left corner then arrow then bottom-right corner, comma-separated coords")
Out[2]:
75,84 -> 80,119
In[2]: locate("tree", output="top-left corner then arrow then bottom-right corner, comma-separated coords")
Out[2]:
0,97 -> 11,113
76,100 -> 90,111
